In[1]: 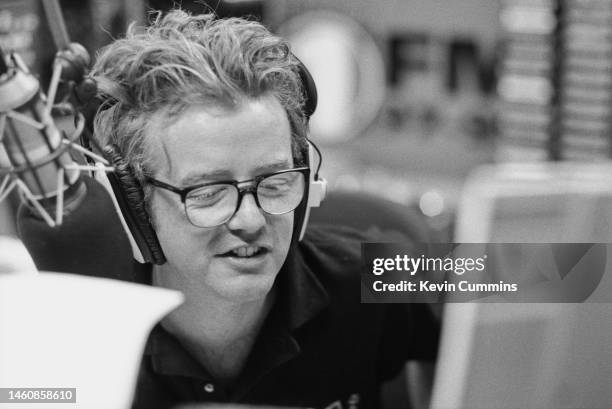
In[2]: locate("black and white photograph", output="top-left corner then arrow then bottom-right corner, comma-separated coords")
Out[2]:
1,1 -> 612,408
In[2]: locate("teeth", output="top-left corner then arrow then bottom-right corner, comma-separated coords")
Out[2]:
231,246 -> 260,257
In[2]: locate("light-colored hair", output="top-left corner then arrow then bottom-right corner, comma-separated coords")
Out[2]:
91,9 -> 308,185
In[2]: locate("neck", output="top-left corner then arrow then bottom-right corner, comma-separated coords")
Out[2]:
151,263 -> 276,386
151,263 -> 276,344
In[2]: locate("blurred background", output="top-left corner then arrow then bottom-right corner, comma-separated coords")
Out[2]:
1,0 -> 611,241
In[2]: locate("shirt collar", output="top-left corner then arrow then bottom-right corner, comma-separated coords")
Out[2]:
276,241 -> 331,330
147,324 -> 210,379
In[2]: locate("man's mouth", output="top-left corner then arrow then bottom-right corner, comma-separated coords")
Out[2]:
219,245 -> 268,258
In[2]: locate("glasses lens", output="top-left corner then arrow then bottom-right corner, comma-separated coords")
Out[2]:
257,171 -> 305,214
185,184 -> 237,227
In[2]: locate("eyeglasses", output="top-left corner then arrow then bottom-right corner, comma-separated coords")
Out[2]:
146,167 -> 309,228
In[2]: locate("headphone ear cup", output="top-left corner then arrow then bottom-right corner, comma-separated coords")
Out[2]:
295,141 -> 327,241
103,145 -> 166,265
291,145 -> 312,243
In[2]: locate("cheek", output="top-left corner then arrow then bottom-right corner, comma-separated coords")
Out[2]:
149,195 -> 201,254
149,194 -> 181,233
270,213 -> 294,253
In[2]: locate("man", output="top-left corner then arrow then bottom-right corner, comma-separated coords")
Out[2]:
47,9 -> 440,408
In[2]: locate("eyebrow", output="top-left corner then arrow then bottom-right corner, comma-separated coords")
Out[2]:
179,159 -> 294,186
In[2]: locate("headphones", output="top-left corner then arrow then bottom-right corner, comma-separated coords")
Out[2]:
84,59 -> 327,265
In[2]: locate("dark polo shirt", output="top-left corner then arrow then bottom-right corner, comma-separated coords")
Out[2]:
132,225 -> 439,409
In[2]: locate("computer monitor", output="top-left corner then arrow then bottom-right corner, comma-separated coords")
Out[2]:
431,162 -> 612,409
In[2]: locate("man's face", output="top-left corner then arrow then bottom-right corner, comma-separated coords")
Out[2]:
147,95 -> 295,302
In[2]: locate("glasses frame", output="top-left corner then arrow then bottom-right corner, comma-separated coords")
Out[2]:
145,167 -> 310,227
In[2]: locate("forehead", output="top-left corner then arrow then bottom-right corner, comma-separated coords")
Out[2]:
147,95 -> 293,184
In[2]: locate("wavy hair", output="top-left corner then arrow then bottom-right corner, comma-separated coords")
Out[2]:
91,9 -> 308,186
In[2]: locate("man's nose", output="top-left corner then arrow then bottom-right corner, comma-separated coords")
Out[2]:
226,192 -> 266,236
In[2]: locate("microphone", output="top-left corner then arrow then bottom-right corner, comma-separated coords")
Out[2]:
0,47 -> 141,279
0,47 -> 111,227
0,0 -> 137,277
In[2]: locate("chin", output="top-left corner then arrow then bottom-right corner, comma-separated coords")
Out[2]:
211,267 -> 279,302
204,251 -> 284,299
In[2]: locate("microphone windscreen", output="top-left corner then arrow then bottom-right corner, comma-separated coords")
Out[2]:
17,176 -> 149,283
